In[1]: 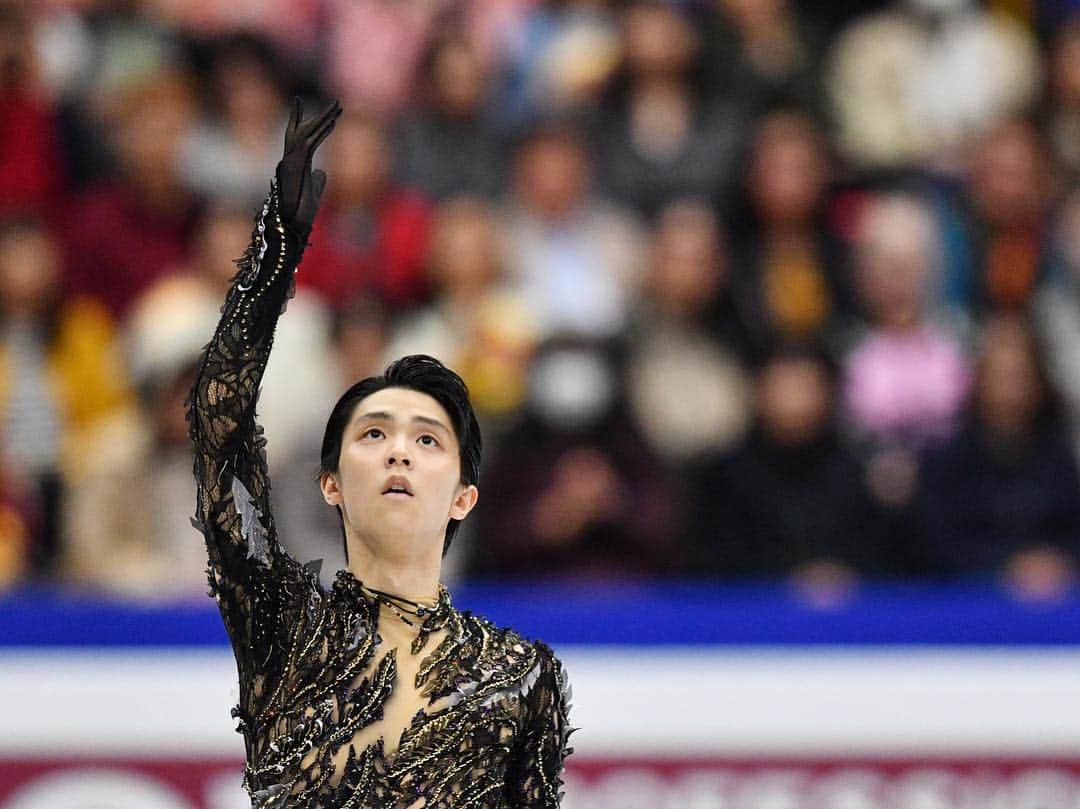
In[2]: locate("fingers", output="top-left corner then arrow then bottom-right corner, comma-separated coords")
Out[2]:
302,100 -> 342,137
288,96 -> 336,135
308,107 -> 341,152
318,99 -> 342,124
282,98 -> 341,165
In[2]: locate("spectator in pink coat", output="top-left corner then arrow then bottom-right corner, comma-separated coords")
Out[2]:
843,193 -> 970,449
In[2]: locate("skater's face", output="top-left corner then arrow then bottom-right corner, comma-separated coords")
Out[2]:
320,387 -> 478,552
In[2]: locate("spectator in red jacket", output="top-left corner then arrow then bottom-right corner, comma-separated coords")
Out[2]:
0,6 -> 66,219
60,71 -> 200,317
297,110 -> 433,311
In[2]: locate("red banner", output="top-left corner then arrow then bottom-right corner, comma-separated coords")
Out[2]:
3,757 -> 1079,808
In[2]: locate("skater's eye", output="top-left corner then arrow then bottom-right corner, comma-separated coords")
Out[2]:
418,434 -> 439,447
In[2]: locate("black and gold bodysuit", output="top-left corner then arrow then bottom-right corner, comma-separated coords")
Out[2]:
185,181 -> 575,808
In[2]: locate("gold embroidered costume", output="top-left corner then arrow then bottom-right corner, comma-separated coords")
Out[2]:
186,181 -> 575,808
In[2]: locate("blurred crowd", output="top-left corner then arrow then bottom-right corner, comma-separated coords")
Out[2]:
2,0 -> 1080,602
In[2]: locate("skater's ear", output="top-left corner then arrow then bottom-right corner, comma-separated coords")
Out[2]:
320,471 -> 343,507
448,483 -> 478,522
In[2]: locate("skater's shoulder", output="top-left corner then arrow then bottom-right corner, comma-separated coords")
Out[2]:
455,608 -> 564,673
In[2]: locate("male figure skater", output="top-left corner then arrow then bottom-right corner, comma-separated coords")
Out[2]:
187,99 -> 574,808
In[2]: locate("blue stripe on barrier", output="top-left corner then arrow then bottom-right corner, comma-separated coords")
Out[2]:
2,579 -> 1079,647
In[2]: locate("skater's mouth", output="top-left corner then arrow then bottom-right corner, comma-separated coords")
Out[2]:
382,475 -> 414,496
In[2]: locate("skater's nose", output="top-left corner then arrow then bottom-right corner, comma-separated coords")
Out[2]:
386,436 -> 413,468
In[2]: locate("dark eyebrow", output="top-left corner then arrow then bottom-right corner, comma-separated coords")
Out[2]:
413,414 -> 452,436
355,410 -> 392,424
351,410 -> 452,436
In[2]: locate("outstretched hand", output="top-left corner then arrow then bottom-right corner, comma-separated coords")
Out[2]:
276,97 -> 343,234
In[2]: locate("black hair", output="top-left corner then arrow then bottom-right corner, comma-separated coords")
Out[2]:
509,114 -> 591,159
318,354 -> 482,559
207,31 -> 286,111
749,335 -> 838,374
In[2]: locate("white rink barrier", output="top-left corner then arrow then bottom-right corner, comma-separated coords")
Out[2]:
2,646 -> 1079,808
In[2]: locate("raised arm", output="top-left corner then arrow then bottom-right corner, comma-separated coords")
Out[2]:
185,99 -> 341,716
188,98 -> 341,460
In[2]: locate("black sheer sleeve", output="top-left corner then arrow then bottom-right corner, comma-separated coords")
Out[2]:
506,643 -> 577,807
185,180 -> 321,724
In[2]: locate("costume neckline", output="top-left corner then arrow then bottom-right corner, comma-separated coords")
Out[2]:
333,568 -> 456,648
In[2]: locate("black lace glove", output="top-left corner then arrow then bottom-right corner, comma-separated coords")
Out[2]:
275,97 -> 342,238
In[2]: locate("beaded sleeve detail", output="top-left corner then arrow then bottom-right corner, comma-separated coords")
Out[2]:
185,179 -> 318,727
186,182 -> 576,807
